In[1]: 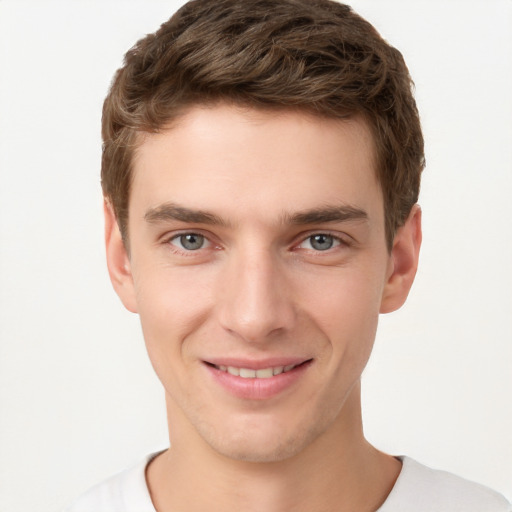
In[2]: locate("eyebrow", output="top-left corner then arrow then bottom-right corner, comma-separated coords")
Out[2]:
144,202 -> 368,227
284,205 -> 368,225
144,203 -> 230,227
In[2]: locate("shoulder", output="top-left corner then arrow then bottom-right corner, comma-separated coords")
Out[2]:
379,456 -> 511,512
63,453 -> 158,512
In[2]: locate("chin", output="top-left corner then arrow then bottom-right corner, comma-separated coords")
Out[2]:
206,434 -> 308,463
196,412 -> 331,464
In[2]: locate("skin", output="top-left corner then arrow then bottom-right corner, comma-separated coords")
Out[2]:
105,104 -> 421,511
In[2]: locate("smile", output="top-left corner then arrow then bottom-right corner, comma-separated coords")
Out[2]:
213,364 -> 299,379
204,359 -> 312,400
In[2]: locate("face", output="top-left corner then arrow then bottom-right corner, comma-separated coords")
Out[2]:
106,105 -> 419,463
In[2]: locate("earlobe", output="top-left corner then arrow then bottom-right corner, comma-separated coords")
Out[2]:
380,205 -> 422,314
104,201 -> 138,313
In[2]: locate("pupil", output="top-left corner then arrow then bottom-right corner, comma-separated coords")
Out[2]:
181,234 -> 204,250
311,234 -> 333,251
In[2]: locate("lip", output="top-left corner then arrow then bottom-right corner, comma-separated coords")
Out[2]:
204,357 -> 309,370
203,358 -> 312,400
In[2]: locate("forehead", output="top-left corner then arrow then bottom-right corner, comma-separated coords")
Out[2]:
130,105 -> 382,225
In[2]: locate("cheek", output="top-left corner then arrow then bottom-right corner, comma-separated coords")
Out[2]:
132,265 -> 216,369
297,265 -> 384,364
300,263 -> 383,325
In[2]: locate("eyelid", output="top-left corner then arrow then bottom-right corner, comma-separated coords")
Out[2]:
162,229 -> 220,254
298,235 -> 340,251
293,230 -> 352,251
160,228 -> 352,254
170,233 -> 211,250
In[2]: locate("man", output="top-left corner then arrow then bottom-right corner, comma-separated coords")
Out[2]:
66,0 -> 511,510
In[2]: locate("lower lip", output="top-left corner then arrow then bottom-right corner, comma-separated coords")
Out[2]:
204,362 -> 311,400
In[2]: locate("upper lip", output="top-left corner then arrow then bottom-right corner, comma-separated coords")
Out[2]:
203,357 -> 312,370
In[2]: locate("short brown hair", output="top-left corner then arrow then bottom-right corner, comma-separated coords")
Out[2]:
102,0 -> 424,249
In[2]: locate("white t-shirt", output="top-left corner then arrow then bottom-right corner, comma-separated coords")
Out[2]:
65,453 -> 511,512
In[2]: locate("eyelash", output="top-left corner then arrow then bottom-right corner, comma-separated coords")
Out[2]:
296,233 -> 345,252
166,232 -> 214,254
164,230 -> 350,255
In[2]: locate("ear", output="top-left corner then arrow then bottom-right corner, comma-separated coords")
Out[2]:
380,205 -> 422,314
104,200 -> 138,313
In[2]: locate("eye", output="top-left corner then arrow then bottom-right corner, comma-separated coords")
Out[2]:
170,233 -> 210,251
299,234 -> 341,251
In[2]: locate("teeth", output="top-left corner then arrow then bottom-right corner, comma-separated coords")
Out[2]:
216,364 -> 298,378
227,366 -> 240,376
256,368 -> 273,379
273,366 -> 284,375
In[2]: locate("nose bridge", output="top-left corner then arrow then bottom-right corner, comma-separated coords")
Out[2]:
218,243 -> 294,342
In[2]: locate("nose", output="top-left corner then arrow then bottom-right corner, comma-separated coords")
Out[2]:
217,247 -> 296,343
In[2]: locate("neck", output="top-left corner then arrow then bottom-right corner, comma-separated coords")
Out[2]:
147,382 -> 400,512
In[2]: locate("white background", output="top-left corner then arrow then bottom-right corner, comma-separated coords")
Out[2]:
0,1 -> 510,510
